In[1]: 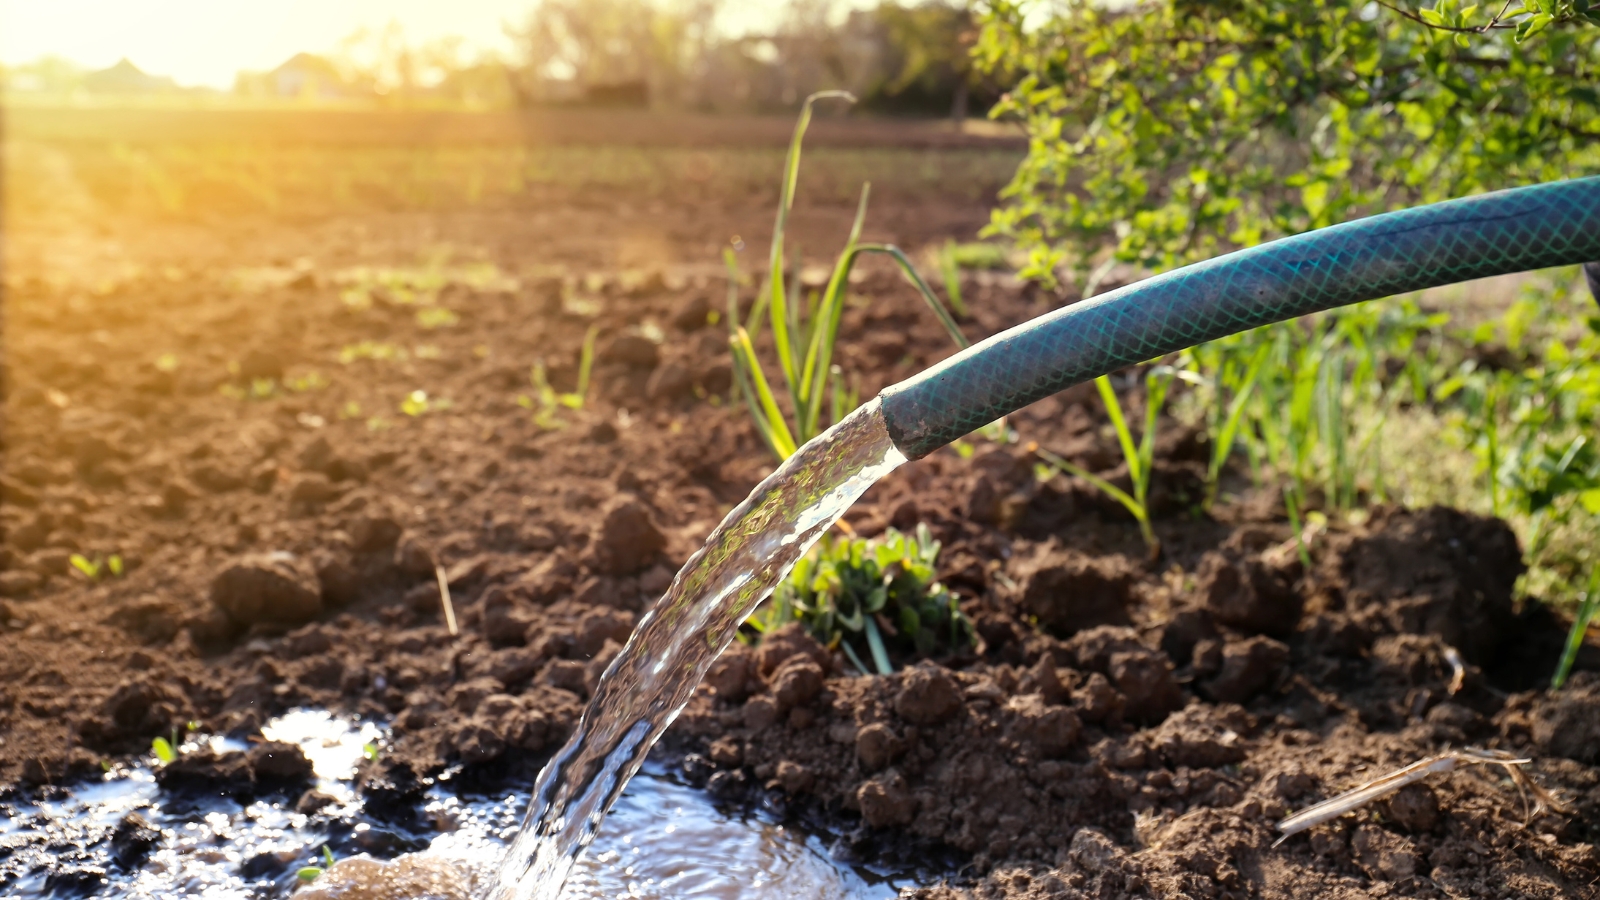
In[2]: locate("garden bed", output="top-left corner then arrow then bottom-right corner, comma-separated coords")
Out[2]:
3,151 -> 1598,899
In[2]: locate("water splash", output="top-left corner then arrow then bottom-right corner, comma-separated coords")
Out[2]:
488,399 -> 907,900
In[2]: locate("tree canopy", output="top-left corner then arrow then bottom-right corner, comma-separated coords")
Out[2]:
973,0 -> 1600,285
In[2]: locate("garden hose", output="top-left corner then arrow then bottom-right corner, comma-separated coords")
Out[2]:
879,177 -> 1600,460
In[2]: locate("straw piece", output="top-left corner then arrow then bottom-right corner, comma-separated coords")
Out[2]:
435,564 -> 458,637
1274,749 -> 1534,847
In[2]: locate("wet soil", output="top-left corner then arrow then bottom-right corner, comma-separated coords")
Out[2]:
4,164 -> 1600,900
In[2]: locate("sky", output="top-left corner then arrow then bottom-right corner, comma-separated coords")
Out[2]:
0,0 -> 811,89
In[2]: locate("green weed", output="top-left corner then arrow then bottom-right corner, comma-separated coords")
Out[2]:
1037,370 -> 1173,552
519,325 -> 599,430
943,240 -> 1010,271
415,306 -> 460,329
728,92 -> 969,460
935,241 -> 971,318
298,846 -> 338,883
70,553 -> 124,581
150,736 -> 176,765
399,389 -> 453,417
1553,567 -> 1600,690
746,524 -> 972,674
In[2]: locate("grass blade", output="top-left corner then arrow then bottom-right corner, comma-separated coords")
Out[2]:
863,614 -> 894,675
798,184 -> 871,437
1036,448 -> 1141,520
731,327 -> 797,458
1553,567 -> 1600,690
574,325 -> 599,403
1096,375 -> 1142,486
767,91 -> 854,397
1206,344 -> 1268,508
859,243 -> 969,350
939,240 -> 968,318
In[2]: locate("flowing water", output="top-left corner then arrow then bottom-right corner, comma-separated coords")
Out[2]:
0,708 -> 916,899
0,402 -> 910,900
488,399 -> 907,900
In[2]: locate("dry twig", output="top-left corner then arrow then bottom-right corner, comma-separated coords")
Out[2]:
1443,646 -> 1466,695
435,564 -> 458,637
1274,748 -> 1567,847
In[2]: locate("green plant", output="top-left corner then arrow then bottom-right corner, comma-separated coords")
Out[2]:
1037,369 -> 1174,551
70,553 -> 124,581
746,524 -> 972,674
1553,566 -> 1600,690
150,736 -> 176,765
1191,344 -> 1269,509
973,0 -> 1600,286
520,325 -> 599,430
399,389 -> 453,417
944,240 -> 1011,271
415,306 -> 460,329
298,846 -> 338,883
727,91 -> 970,460
936,241 -> 971,319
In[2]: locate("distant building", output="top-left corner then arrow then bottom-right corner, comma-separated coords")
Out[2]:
82,58 -> 177,94
267,53 -> 351,99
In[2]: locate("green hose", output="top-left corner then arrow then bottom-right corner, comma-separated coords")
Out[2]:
880,177 -> 1600,460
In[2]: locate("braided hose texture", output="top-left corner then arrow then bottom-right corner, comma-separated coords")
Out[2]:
881,177 -> 1600,459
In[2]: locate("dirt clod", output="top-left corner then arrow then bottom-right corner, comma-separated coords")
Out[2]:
1531,672 -> 1600,763
210,551 -> 321,627
586,495 -> 665,575
895,662 -> 963,725
1006,543 -> 1137,636
1196,549 -> 1301,637
856,722 -> 903,771
857,769 -> 916,827
1203,635 -> 1289,704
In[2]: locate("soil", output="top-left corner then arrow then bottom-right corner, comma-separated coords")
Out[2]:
5,142 -> 1600,900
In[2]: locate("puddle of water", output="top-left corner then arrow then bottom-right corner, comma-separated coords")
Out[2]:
0,710 -> 915,900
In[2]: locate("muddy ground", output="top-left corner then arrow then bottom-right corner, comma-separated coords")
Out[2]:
4,145 -> 1600,900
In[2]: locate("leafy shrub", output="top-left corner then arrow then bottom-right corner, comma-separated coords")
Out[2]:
973,0 -> 1600,284
748,524 -> 973,674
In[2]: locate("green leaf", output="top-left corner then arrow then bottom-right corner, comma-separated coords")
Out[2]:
151,737 -> 176,765
863,615 -> 894,676
1515,13 -> 1554,42
1580,488 -> 1600,514
298,867 -> 325,883
69,554 -> 99,579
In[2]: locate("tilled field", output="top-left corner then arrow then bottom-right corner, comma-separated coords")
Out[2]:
3,157 -> 1599,900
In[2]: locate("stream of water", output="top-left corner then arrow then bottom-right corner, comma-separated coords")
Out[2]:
0,709 -> 914,899
488,399 -> 907,900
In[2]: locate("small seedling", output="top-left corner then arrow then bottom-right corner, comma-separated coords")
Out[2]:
363,741 -> 382,762
747,524 -> 972,674
415,306 -> 460,329
1552,567 -> 1600,690
283,371 -> 329,393
400,390 -> 431,416
400,390 -> 453,417
70,553 -> 124,581
727,91 -> 969,460
936,240 -> 970,318
298,846 -> 338,883
522,325 -> 599,430
1037,369 -> 1173,552
150,736 -> 176,765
